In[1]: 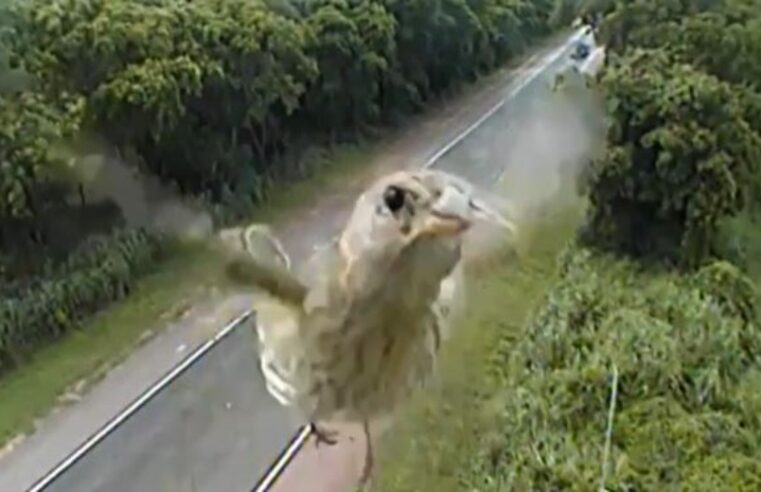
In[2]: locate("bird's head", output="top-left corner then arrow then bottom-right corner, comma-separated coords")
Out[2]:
338,170 -> 515,300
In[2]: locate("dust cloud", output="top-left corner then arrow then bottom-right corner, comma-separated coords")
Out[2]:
499,73 -> 605,220
63,147 -> 214,243
463,64 -> 607,262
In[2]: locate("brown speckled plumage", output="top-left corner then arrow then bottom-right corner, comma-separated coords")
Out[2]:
219,169 -> 514,486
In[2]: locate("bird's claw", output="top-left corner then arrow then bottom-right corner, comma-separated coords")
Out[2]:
359,420 -> 374,488
359,459 -> 373,488
311,424 -> 339,448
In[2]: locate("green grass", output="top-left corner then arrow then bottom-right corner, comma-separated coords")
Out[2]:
718,209 -> 761,285
372,203 -> 584,492
456,249 -> 761,490
0,244 -> 225,446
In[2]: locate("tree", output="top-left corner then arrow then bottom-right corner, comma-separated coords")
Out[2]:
380,0 -> 485,98
299,0 -> 396,139
0,91 -> 83,221
1,0 -> 580,228
584,49 -> 761,267
549,0 -> 583,29
469,0 -> 529,70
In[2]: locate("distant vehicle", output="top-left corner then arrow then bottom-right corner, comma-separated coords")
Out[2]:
570,41 -> 591,61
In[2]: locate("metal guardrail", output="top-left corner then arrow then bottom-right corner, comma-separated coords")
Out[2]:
26,309 -> 312,492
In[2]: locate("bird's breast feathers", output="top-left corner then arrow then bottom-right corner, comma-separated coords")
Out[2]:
255,265 -> 460,421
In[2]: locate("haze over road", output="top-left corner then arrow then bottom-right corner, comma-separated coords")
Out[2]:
0,27 -> 593,492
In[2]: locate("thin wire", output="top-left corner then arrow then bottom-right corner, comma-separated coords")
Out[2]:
599,364 -> 619,492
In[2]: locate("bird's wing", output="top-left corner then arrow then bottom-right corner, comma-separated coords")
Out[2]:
218,224 -> 308,309
241,224 -> 292,271
433,260 -> 466,343
297,239 -> 350,313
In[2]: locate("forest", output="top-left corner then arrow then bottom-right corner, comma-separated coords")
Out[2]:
0,0 -> 582,371
374,0 -> 761,489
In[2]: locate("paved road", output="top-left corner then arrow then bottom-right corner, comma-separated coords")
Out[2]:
44,319 -> 297,492
0,28 -> 592,492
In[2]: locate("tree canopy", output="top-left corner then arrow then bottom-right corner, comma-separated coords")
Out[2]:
0,0 -> 573,224
581,0 -> 761,267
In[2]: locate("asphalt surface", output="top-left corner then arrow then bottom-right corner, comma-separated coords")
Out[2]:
45,319 -> 298,492
433,40 -> 592,189
0,28 -> 593,492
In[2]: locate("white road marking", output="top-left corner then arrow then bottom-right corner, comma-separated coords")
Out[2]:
252,425 -> 313,492
26,310 -> 254,492
422,29 -> 587,169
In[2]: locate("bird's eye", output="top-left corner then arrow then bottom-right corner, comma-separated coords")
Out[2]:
383,185 -> 406,213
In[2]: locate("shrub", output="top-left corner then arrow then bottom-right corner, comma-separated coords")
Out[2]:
583,48 -> 761,267
0,228 -> 163,373
465,247 -> 761,490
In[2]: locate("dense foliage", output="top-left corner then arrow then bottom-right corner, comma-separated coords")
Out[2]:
585,48 -> 760,266
0,228 -> 163,374
581,0 -> 761,266
0,0 -> 574,224
466,247 -> 761,490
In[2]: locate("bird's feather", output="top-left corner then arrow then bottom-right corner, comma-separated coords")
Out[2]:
218,224 -> 307,308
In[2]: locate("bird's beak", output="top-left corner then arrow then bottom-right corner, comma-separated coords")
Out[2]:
423,184 -> 472,237
416,173 -> 516,236
425,210 -> 471,236
468,197 -> 517,235
423,184 -> 516,237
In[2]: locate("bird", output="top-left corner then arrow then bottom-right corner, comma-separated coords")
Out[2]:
217,169 -> 516,487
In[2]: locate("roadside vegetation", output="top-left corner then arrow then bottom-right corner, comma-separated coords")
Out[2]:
374,0 -> 761,490
0,0 -> 581,445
